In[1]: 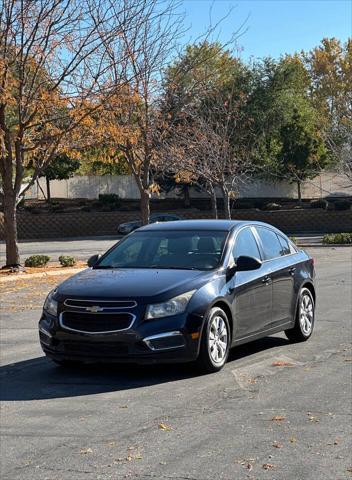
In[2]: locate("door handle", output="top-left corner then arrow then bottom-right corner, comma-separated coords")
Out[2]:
289,267 -> 296,276
262,276 -> 272,284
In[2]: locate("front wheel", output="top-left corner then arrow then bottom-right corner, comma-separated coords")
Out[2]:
285,287 -> 315,342
196,307 -> 231,373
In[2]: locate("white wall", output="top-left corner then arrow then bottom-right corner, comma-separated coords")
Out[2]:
25,172 -> 352,200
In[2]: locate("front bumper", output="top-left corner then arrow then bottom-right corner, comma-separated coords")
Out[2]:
39,310 -> 203,364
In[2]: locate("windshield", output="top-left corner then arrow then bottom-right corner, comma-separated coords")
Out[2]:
97,230 -> 228,270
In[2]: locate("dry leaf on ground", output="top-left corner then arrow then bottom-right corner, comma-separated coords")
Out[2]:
272,442 -> 283,448
80,448 -> 93,455
271,415 -> 286,422
158,422 -> 172,431
272,361 -> 294,367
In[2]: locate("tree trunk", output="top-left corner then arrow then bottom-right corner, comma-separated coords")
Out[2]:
209,185 -> 218,219
140,189 -> 150,225
3,191 -> 20,267
297,181 -> 302,203
221,186 -> 231,219
46,177 -> 51,203
183,184 -> 191,208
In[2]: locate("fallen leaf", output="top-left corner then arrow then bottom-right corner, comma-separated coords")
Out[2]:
290,436 -> 297,444
272,361 -> 294,367
271,415 -> 286,422
347,467 -> 352,474
119,405 -> 128,408
158,422 -> 172,431
245,463 -> 253,471
126,453 -> 142,461
308,415 -> 319,423
263,463 -> 275,470
80,448 -> 93,455
344,358 -> 352,362
272,442 -> 283,449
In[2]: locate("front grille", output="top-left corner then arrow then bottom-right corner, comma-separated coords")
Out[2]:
60,312 -> 135,333
64,299 -> 137,309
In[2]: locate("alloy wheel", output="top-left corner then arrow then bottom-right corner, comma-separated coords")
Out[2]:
299,292 -> 314,336
208,315 -> 228,364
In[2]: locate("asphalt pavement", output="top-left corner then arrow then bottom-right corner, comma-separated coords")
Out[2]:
0,247 -> 351,480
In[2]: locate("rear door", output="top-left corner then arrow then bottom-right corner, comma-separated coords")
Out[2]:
254,227 -> 296,327
229,226 -> 272,339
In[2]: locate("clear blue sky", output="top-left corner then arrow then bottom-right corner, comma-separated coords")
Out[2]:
181,0 -> 351,59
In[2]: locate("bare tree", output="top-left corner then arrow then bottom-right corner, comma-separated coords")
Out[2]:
163,86 -> 255,219
0,0 -> 140,267
93,0 -> 186,225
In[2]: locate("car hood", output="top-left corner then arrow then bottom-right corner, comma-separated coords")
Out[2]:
55,267 -> 214,302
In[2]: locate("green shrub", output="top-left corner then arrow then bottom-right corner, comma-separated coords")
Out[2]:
98,193 -> 120,205
59,255 -> 76,267
24,255 -> 50,267
323,233 -> 352,244
334,200 -> 351,211
310,199 -> 328,209
289,236 -> 298,244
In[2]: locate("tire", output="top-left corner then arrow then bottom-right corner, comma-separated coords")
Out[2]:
196,307 -> 231,373
285,287 -> 315,342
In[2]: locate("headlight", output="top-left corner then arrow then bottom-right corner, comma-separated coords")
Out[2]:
145,290 -> 196,320
43,290 -> 58,317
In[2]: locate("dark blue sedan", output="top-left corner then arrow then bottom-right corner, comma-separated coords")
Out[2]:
39,220 -> 316,372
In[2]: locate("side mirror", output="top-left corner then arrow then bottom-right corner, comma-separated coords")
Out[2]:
236,255 -> 262,272
87,254 -> 101,267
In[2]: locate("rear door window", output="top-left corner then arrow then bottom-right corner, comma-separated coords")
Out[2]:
255,227 -> 283,260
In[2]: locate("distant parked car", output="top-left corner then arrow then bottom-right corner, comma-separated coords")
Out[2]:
118,213 -> 182,234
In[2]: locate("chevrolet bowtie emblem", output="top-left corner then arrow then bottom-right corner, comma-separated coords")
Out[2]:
86,306 -> 104,313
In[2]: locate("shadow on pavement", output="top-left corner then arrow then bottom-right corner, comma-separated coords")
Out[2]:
0,336 -> 289,401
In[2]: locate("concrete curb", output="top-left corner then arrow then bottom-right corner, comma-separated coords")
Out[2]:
0,267 -> 85,283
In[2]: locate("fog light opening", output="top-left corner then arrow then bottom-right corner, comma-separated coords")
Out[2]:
143,331 -> 185,351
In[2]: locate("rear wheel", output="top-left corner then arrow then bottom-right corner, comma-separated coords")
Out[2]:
285,287 -> 315,342
196,307 -> 230,373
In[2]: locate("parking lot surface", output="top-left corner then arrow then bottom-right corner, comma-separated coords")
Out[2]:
0,247 -> 351,480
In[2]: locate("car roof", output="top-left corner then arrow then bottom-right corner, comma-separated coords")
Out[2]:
138,219 -> 278,232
